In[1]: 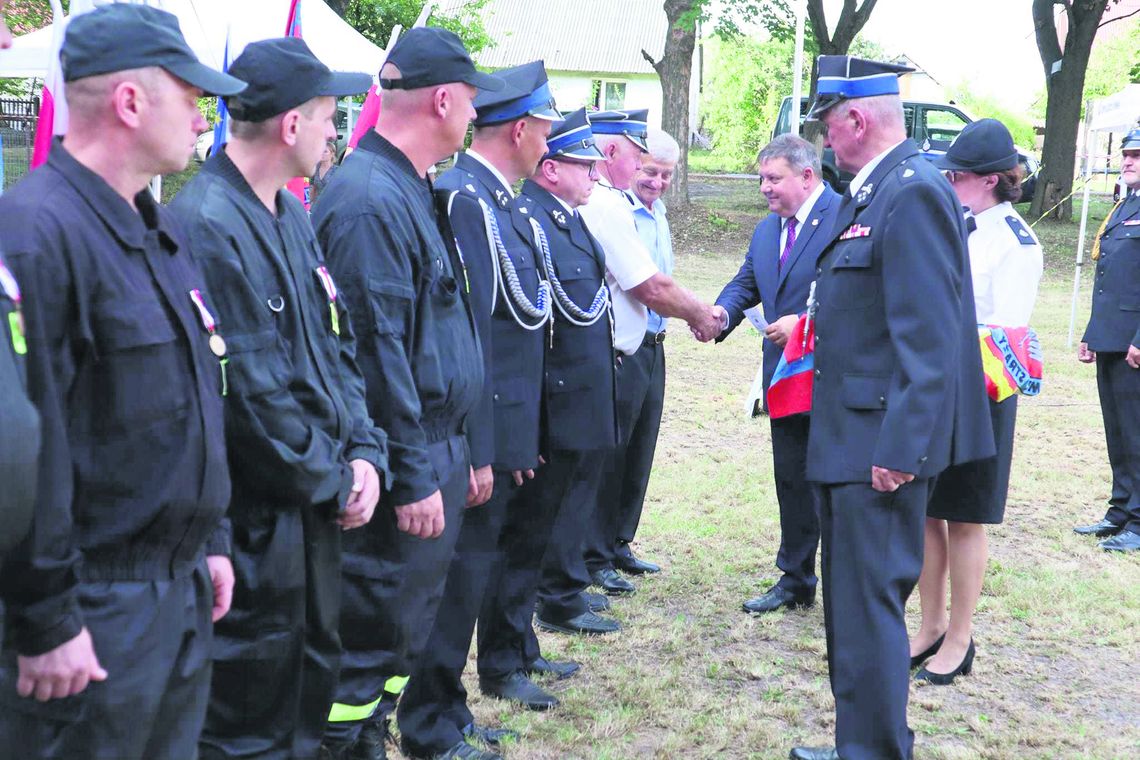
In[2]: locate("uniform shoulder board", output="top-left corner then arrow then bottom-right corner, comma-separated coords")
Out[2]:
515,199 -> 532,216
1004,215 -> 1037,246
455,170 -> 479,198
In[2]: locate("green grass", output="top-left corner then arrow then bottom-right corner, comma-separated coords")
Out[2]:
397,180 -> 1139,759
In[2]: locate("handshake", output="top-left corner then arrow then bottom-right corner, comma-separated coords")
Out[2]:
688,304 -> 727,343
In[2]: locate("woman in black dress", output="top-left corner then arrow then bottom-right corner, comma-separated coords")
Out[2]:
909,119 -> 1043,684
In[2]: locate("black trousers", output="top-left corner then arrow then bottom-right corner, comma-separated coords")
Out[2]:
770,414 -> 821,595
537,449 -> 611,620
200,502 -> 343,760
325,436 -> 470,746
0,563 -> 214,760
1097,352 -> 1140,535
397,469 -> 520,757
818,479 -> 931,760
585,338 -> 665,572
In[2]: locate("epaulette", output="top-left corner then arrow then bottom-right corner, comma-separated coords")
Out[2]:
454,170 -> 479,199
897,158 -> 921,182
1004,215 -> 1038,246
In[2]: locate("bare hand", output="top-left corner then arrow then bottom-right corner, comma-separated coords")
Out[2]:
871,466 -> 915,493
16,628 -> 107,702
1127,344 -> 1140,369
467,465 -> 493,508
206,554 -> 235,622
688,304 -> 724,343
764,314 -> 800,348
339,459 -> 381,530
1077,342 -> 1096,364
511,468 -> 536,486
395,489 -> 445,538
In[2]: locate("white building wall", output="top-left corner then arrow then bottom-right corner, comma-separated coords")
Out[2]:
546,72 -> 664,129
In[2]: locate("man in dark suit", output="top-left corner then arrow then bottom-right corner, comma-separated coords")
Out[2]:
396,61 -> 563,760
788,56 -> 994,760
476,110 -> 620,697
711,134 -> 839,615
1074,126 -> 1140,553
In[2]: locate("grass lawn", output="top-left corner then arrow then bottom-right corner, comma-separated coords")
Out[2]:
403,179 -> 1139,759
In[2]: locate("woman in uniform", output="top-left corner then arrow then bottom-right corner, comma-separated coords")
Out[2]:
909,118 -> 1044,684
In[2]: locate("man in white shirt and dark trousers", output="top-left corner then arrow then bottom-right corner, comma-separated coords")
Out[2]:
535,109 -> 721,626
583,127 -> 681,589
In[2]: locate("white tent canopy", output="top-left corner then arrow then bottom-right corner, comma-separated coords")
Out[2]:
0,0 -> 387,80
1067,84 -> 1140,346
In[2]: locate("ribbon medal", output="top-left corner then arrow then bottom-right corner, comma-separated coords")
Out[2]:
0,262 -> 26,355
315,266 -> 340,335
839,224 -> 872,241
189,289 -> 227,396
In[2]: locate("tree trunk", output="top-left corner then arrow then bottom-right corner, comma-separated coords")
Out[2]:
801,1 -> 880,148
1030,0 -> 1108,221
643,0 -> 697,206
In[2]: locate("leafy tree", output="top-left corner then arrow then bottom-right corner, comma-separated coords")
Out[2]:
946,86 -> 1037,151
327,0 -> 493,55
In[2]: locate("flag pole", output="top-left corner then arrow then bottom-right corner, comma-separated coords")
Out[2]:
790,0 -> 806,132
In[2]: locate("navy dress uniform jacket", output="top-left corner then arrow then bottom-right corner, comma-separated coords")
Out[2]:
435,153 -> 544,471
807,141 -> 994,484
716,184 -> 841,393
0,252 -> 39,558
519,179 -> 617,452
0,145 -> 231,656
313,131 -> 483,509
1083,193 -> 1140,352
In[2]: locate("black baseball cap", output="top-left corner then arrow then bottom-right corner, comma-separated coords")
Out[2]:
379,27 -> 503,92
933,118 -> 1019,174
225,38 -> 372,122
61,4 -> 245,96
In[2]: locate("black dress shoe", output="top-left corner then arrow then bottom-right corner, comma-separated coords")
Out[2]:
463,723 -> 518,748
1074,518 -> 1123,537
909,632 -> 945,669
525,655 -> 581,680
432,742 -> 500,760
349,717 -> 389,760
915,639 -> 975,685
580,590 -> 611,612
535,609 -> 621,635
479,671 -> 558,710
1099,530 -> 1140,552
615,554 -> 661,575
788,747 -> 839,760
742,586 -> 814,614
590,567 -> 636,595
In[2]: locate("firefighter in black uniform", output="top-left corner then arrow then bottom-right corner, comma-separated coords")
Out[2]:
0,250 -> 38,560
313,28 -> 502,760
397,61 -> 561,760
0,5 -> 245,758
169,39 -> 387,760
474,109 -> 620,710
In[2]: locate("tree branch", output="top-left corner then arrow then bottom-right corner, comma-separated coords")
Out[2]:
1099,6 -> 1140,28
641,48 -> 659,68
1032,0 -> 1064,80
806,0 -> 832,50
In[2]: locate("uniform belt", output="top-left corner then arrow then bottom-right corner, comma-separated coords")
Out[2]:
643,330 -> 667,347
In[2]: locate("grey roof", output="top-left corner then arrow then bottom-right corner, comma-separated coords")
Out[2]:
437,0 -> 667,75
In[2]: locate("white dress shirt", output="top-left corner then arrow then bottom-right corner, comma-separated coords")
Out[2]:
466,149 -> 514,197
579,179 -> 659,355
968,202 -> 1043,326
780,181 -> 826,253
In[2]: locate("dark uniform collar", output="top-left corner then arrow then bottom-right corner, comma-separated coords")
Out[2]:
204,147 -> 286,217
456,152 -> 513,205
47,141 -> 180,253
357,130 -> 425,183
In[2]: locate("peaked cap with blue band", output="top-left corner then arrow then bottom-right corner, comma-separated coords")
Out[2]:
808,55 -> 914,119
588,108 -> 649,152
474,60 -> 561,126
544,108 -> 605,161
1123,126 -> 1140,152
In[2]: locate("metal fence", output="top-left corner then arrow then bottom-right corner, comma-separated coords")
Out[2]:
1,97 -> 39,193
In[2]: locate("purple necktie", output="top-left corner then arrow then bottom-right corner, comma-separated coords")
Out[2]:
779,217 -> 798,272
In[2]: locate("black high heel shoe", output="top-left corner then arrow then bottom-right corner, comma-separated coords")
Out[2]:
909,633 -> 945,670
915,639 -> 975,685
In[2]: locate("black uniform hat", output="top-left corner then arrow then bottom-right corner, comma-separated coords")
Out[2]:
544,108 -> 605,162
225,38 -> 372,122
61,3 -> 245,96
588,109 -> 649,152
807,55 -> 914,119
473,60 -> 560,126
933,118 -> 1019,174
1123,126 -> 1140,152
380,27 -> 503,92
